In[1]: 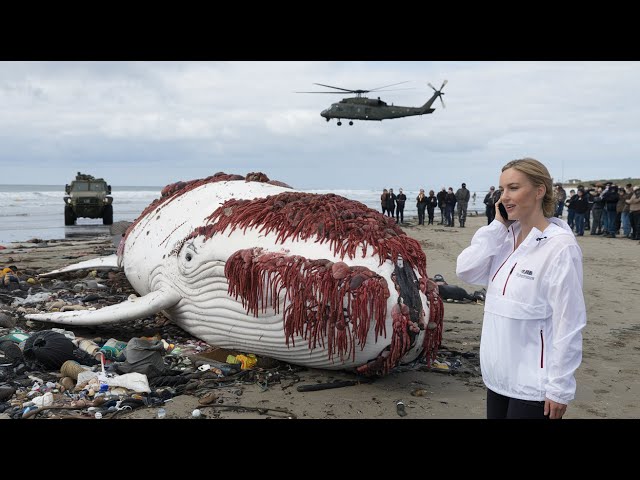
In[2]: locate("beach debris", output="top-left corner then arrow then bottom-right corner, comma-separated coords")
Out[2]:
431,274 -> 485,304
296,377 -> 373,392
396,400 -> 407,417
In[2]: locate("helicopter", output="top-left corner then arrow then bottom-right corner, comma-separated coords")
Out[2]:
297,80 -> 447,126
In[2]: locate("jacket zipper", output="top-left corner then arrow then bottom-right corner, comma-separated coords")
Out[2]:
491,228 -> 517,282
502,262 -> 517,295
540,330 -> 544,368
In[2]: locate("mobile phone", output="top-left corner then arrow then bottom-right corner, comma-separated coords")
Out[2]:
498,203 -> 509,221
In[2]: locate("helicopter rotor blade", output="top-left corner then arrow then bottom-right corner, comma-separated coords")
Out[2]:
295,91 -> 352,94
368,87 -> 415,93
440,79 -> 448,90
313,83 -> 359,93
369,81 -> 410,92
428,82 -> 437,92
439,96 -> 446,109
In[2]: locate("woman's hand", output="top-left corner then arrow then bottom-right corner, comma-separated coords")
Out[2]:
544,398 -> 567,419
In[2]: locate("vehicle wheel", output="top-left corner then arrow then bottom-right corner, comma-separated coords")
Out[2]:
64,206 -> 76,225
337,121 -> 342,126
349,121 -> 353,126
102,204 -> 113,225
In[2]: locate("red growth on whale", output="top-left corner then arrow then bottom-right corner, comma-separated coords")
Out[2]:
225,249 -> 389,364
118,171 -> 291,257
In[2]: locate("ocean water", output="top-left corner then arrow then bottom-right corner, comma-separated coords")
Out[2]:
0,184 -> 487,244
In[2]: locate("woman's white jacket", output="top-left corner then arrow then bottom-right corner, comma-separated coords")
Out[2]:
456,217 -> 586,404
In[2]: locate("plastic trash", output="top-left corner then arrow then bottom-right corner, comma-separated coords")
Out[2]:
0,328 -> 30,344
157,408 -> 166,419
32,392 -> 54,408
99,338 -> 127,360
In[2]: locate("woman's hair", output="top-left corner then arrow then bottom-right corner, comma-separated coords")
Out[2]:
429,189 -> 434,195
502,157 -> 555,217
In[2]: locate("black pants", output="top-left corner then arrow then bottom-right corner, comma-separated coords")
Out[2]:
427,207 -> 435,224
417,206 -> 426,225
486,389 -> 548,419
396,206 -> 405,223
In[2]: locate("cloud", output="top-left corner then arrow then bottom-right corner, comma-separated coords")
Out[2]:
0,61 -> 638,188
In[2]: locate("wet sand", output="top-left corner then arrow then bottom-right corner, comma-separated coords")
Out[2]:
1,213 -> 638,419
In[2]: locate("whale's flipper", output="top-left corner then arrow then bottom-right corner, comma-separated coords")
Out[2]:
39,254 -> 120,278
25,289 -> 181,325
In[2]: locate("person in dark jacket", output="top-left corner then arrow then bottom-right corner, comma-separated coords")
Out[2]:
565,189 -> 577,231
590,186 -> 604,235
395,188 -> 407,223
601,183 -> 619,237
380,189 -> 389,216
386,188 -> 397,219
445,187 -> 457,227
572,188 -> 590,236
426,190 -> 438,225
416,189 -> 428,225
484,186 -> 500,225
436,187 -> 447,225
455,182 -> 471,227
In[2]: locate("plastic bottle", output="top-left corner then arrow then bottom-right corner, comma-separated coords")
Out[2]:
157,408 -> 166,419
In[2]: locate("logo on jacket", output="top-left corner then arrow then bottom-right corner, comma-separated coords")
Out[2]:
515,269 -> 535,280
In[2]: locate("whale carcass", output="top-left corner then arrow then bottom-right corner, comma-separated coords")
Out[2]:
27,172 -> 443,375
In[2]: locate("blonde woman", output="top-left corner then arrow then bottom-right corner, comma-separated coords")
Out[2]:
456,158 -> 586,419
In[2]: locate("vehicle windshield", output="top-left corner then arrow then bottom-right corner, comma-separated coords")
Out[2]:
72,183 -> 89,192
71,182 -> 105,192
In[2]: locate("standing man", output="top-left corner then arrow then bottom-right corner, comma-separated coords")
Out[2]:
437,187 -> 447,225
554,184 -> 567,218
426,189 -> 438,225
416,189 -> 428,225
395,188 -> 407,223
445,187 -> 457,227
387,188 -> 397,219
483,186 -> 500,225
380,188 -> 389,216
455,182 -> 471,228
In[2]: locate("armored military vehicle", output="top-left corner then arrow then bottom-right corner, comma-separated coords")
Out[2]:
64,172 -> 113,225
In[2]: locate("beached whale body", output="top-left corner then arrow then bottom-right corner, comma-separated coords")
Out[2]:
26,173 -> 443,375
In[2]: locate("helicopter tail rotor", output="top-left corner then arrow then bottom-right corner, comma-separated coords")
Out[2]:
428,80 -> 447,108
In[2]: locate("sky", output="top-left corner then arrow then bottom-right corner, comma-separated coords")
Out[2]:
1,61 -> 638,191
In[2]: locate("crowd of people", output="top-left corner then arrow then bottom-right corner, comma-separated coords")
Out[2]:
380,183 -> 472,227
379,180 -> 640,244
552,182 -> 640,241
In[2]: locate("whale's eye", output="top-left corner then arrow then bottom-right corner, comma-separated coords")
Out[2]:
186,253 -> 192,261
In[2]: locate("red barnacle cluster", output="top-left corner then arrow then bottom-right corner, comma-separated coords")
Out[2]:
420,277 -> 444,367
224,250 -> 390,364
122,171 -> 289,250
198,192 -> 428,279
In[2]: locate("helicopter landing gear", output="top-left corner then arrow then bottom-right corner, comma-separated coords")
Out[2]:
349,121 -> 353,126
337,121 -> 342,126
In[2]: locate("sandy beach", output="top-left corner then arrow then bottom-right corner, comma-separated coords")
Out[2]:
1,213 -> 638,419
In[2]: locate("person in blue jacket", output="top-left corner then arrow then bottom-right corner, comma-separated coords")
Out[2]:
456,158 -> 586,419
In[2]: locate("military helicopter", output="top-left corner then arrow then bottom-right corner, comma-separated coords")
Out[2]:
297,80 -> 447,126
